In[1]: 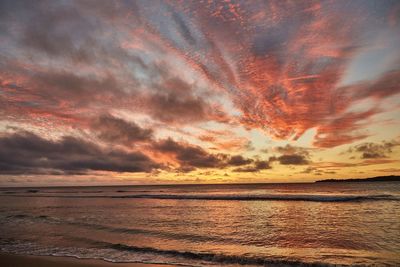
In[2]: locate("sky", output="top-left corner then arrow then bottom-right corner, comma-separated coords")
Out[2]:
0,0 -> 400,186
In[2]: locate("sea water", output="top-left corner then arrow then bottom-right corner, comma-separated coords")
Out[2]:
0,182 -> 399,266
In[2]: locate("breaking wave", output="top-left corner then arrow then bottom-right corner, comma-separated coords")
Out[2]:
104,242 -> 338,266
0,239 -> 341,267
112,193 -> 398,202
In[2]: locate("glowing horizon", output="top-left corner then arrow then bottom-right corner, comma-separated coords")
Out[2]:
0,0 -> 399,186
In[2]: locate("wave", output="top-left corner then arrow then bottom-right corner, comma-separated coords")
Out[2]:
0,239 -> 197,267
4,193 -> 398,202
0,238 -> 345,267
39,190 -> 104,194
113,193 -> 397,202
102,242 -> 338,267
4,214 -> 237,245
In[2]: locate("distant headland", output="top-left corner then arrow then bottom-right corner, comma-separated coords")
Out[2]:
315,175 -> 400,183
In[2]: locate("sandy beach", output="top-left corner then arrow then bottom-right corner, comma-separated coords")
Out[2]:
0,254 -> 178,267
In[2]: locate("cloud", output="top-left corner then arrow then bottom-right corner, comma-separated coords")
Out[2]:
2,1 -> 399,146
312,109 -> 377,148
198,130 -> 251,151
32,70 -> 122,104
0,131 -> 159,175
0,68 -> 124,126
0,1 -> 230,127
268,144 -> 311,165
93,114 -> 153,145
300,166 -> 317,174
153,138 -> 257,171
227,155 -> 253,166
312,158 -> 398,169
139,1 -> 399,147
351,70 -> 400,101
347,140 -> 400,159
0,62 -> 228,128
144,77 -> 209,124
270,154 -> 309,165
153,138 -> 227,169
233,160 -> 270,172
184,1 -> 366,145
1,0 -> 136,64
300,166 -> 337,176
0,114 -> 261,176
274,144 -> 310,157
375,168 -> 400,173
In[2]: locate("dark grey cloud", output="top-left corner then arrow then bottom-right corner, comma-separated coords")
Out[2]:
349,140 -> 400,159
147,92 -> 206,123
7,1 -> 96,62
146,77 -> 209,124
0,131 -> 159,175
300,166 -> 336,176
0,127 -> 263,176
268,144 -> 311,165
227,155 -> 253,166
172,11 -> 196,45
274,144 -> 310,157
270,154 -> 309,165
233,166 -> 260,173
32,71 -> 121,101
300,166 -> 316,174
254,160 -> 270,170
233,160 -> 270,172
153,138 -> 226,169
1,0 -> 137,64
93,114 -> 153,145
153,138 -> 258,171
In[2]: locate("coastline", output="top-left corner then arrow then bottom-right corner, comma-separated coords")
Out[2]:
315,175 -> 400,183
0,253 -> 179,267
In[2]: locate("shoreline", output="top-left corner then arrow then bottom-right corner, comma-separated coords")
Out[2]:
0,253 -> 180,267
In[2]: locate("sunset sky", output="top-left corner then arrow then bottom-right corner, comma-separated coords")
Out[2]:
1,0 -> 399,186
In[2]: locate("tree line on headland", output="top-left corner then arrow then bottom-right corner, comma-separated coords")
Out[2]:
315,175 -> 400,183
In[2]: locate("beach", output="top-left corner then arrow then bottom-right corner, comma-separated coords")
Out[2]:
0,254 -> 177,267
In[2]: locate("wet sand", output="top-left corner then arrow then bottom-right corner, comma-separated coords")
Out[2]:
0,254 -> 179,267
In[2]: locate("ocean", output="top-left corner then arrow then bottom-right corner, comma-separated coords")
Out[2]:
0,182 -> 399,266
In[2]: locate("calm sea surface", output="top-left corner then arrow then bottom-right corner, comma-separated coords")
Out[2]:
0,182 -> 399,266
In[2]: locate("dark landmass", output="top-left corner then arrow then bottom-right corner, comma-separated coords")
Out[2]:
315,175 -> 400,183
